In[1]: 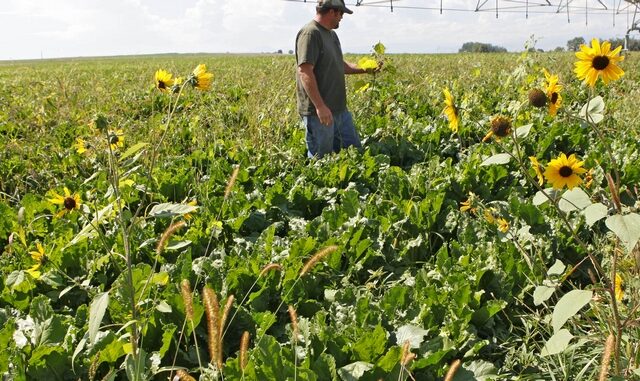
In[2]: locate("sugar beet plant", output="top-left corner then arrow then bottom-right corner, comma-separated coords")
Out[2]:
0,41 -> 639,380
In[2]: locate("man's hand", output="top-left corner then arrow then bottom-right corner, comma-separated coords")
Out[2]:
316,104 -> 333,126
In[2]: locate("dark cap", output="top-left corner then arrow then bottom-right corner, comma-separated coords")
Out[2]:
317,0 -> 353,14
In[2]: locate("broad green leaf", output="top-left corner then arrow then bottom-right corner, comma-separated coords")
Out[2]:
583,203 -> 608,227
480,153 -> 511,166
515,124 -> 532,139
337,361 -> 373,381
68,203 -> 114,247
552,289 -> 592,332
119,142 -> 148,162
159,324 -> 176,357
541,329 -> 574,356
353,325 -> 386,362
148,203 -> 198,218
165,240 -> 191,251
605,213 -> 640,253
373,41 -> 386,55
558,188 -> 591,212
395,324 -> 429,348
533,188 -> 559,206
452,360 -> 498,381
579,96 -> 605,124
89,291 -> 110,344
547,259 -> 566,276
533,285 -> 556,306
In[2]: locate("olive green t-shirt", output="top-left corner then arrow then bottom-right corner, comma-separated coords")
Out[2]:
295,20 -> 346,116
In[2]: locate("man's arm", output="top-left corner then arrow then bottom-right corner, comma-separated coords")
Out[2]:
344,61 -> 382,75
297,63 -> 333,126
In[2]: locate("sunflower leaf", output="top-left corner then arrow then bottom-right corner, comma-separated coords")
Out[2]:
605,213 -> 640,253
515,124 -> 533,139
583,203 -> 608,227
149,203 -> 198,218
558,188 -> 591,212
541,329 -> 574,356
552,289 -> 592,332
480,153 -> 511,166
579,96 -> 605,124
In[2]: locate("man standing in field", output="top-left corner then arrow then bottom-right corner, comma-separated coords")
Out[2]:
296,0 -> 377,158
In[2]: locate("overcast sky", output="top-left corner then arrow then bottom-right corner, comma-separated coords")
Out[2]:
0,0 -> 636,60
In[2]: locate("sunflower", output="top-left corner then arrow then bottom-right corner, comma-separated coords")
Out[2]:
171,77 -> 184,94
529,156 -> 544,186
482,116 -> 512,142
155,69 -> 174,92
108,129 -> 124,150
184,199 -> 198,220
26,243 -> 47,279
543,153 -> 587,190
574,38 -> 624,87
442,88 -> 459,133
190,64 -> 213,91
615,273 -> 624,301
497,218 -> 510,233
49,187 -> 82,218
74,137 -> 91,154
543,69 -> 562,116
528,88 -> 547,108
483,208 -> 496,224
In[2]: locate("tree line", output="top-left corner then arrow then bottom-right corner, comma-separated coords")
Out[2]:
459,36 -> 640,53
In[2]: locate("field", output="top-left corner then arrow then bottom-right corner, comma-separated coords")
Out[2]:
0,47 -> 639,380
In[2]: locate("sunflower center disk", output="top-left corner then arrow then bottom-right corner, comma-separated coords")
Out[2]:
592,56 -> 610,71
64,197 -> 77,210
559,166 -> 573,178
550,93 -> 559,104
110,136 -> 119,145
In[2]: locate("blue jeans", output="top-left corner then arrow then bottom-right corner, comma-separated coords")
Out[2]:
302,110 -> 362,158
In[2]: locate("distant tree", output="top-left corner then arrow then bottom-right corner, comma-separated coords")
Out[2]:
607,37 -> 640,51
554,46 -> 565,52
288,49 -> 294,54
458,42 -> 507,53
277,49 -> 283,54
567,37 -> 586,51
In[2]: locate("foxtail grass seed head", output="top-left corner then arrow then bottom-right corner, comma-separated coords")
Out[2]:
202,286 -> 220,367
528,88 -> 547,108
606,172 -> 622,211
175,369 -> 197,381
444,359 -> 462,381
300,245 -> 339,276
288,305 -> 299,342
598,333 -> 615,381
180,279 -> 194,322
156,221 -> 186,255
259,263 -> 283,278
88,352 -> 100,381
240,331 -> 250,371
218,295 -> 235,367
400,340 -> 415,366
224,166 -> 240,199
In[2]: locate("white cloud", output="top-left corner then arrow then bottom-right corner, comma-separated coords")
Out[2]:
0,0 -> 635,60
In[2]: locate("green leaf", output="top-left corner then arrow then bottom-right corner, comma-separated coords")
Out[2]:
373,42 -> 386,55
352,324 -> 386,362
453,360 -> 498,381
89,291 -> 110,344
605,213 -> 640,253
159,324 -> 176,358
583,203 -> 608,227
515,124 -> 533,139
68,203 -> 114,247
579,96 -> 605,124
547,259 -> 566,276
337,361 -> 373,381
480,153 -> 511,166
558,188 -> 591,212
533,188 -> 559,206
119,142 -> 148,162
395,324 -> 429,348
552,289 -> 592,332
533,285 -> 556,306
541,329 -> 574,356
149,203 -> 198,218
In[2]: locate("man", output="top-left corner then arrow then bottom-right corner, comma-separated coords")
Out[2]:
295,0 -> 377,158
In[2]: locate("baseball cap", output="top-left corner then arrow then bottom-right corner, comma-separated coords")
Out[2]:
317,0 -> 353,14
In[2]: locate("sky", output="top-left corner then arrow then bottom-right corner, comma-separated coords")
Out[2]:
0,0 -> 637,60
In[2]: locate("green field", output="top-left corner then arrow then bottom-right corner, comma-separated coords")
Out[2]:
1,48 -> 639,380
